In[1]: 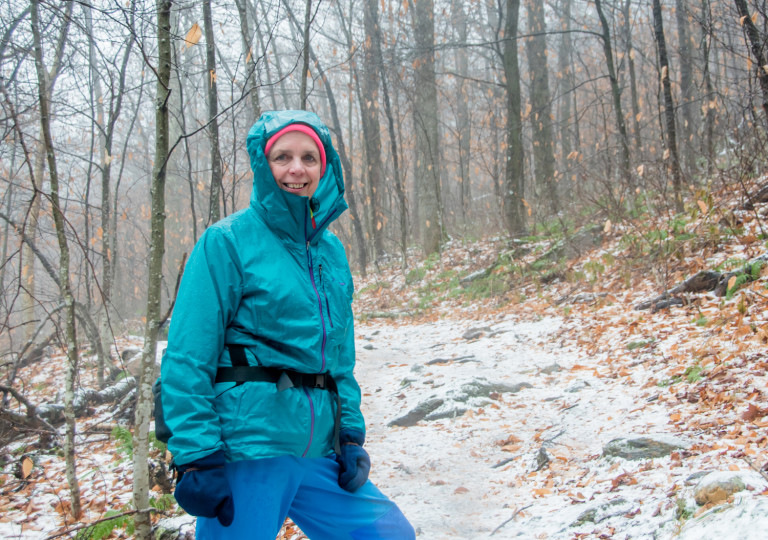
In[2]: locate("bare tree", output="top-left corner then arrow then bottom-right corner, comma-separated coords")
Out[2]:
652,0 -> 684,212
362,0 -> 386,261
594,0 -> 632,190
733,0 -> 768,126
132,0 -> 172,537
410,0 -> 443,254
30,0 -> 81,519
204,0 -> 223,225
502,0 -> 526,235
525,0 -> 559,215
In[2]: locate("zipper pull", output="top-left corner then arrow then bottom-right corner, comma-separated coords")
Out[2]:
319,264 -> 323,280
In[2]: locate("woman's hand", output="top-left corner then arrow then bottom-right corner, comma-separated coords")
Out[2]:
174,450 -> 235,526
336,429 -> 371,492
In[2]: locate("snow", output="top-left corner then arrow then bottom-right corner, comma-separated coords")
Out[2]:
354,314 -> 768,539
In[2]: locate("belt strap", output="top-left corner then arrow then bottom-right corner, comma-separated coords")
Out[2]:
220,345 -> 342,454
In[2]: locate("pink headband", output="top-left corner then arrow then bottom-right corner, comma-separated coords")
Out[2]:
264,124 -> 326,176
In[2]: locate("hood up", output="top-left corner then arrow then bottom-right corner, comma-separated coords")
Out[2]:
246,110 -> 348,243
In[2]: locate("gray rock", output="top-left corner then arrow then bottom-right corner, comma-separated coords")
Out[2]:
565,380 -> 590,393
602,436 -> 688,460
572,498 -> 631,526
462,327 -> 492,340
388,398 -> 445,427
540,363 -> 563,375
693,472 -> 747,506
389,378 -> 531,427
677,497 -> 768,540
450,379 -> 532,402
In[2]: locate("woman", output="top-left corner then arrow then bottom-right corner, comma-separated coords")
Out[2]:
161,110 -> 415,539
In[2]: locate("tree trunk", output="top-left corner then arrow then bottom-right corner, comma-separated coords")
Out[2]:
235,0 -> 261,126
452,0 -> 472,229
594,0 -> 632,189
379,55 -> 408,268
652,0 -> 684,213
203,0 -> 223,225
733,0 -> 768,127
556,0 -> 574,186
30,0 -> 81,519
503,0 -> 526,235
133,1 -> 172,537
622,0 -> 643,150
362,0 -> 385,261
700,0 -> 715,174
525,0 -> 559,215
410,0 -> 443,254
675,0 -> 695,174
20,0 -> 72,346
299,0 -> 312,109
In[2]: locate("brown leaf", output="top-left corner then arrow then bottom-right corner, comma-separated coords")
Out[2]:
184,23 -> 202,49
21,457 -> 33,479
454,486 -> 469,494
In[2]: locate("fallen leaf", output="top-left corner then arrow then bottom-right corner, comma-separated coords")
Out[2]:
21,457 -> 33,479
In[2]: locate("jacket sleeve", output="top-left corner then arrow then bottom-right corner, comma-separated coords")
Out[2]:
333,261 -> 366,436
161,226 -> 243,465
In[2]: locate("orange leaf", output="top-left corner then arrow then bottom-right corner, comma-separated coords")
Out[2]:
184,23 -> 202,49
21,457 -> 33,479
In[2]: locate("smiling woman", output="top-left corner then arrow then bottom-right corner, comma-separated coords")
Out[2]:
159,110 -> 415,539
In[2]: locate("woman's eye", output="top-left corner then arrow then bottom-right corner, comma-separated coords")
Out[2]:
303,154 -> 317,163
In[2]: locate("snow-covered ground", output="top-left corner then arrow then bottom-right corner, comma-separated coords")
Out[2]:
355,314 -> 768,539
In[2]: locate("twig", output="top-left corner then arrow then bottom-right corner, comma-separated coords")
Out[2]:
741,455 -> 768,484
43,508 -> 165,539
490,504 -> 533,536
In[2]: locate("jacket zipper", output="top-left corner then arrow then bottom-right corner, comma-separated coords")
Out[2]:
318,264 -> 334,328
304,240 -> 328,456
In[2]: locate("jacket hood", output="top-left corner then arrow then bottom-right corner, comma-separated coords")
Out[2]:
246,110 -> 348,243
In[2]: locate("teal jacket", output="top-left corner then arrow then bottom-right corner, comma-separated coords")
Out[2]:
161,110 -> 365,466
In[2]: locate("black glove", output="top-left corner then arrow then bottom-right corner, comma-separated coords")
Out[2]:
174,450 -> 235,527
336,429 -> 370,492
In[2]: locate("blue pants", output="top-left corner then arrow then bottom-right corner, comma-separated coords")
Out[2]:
196,455 -> 415,539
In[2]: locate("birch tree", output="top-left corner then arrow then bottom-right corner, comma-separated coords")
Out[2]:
132,0 -> 172,537
30,0 -> 81,519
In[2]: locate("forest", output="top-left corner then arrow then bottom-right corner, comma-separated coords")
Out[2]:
2,0 -> 768,538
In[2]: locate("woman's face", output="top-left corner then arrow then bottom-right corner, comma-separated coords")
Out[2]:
267,131 -> 322,198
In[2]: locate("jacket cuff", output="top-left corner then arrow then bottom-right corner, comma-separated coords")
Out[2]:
339,429 -> 365,447
176,448 -> 226,472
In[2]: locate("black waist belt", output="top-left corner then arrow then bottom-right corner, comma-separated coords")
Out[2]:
219,345 -> 341,454
215,365 -> 335,391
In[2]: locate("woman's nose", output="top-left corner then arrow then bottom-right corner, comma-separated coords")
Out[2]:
289,157 -> 303,172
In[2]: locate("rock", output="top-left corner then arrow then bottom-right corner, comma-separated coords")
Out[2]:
602,435 -> 688,460
363,344 -> 375,350
121,346 -> 142,362
153,515 -> 196,540
565,380 -> 590,393
535,447 -> 550,471
573,498 -> 631,526
388,378 -> 532,427
388,398 -> 445,427
677,497 -> 768,540
462,327 -> 492,340
693,471 -> 751,506
540,363 -> 562,375
459,268 -> 491,288
450,379 -> 532,402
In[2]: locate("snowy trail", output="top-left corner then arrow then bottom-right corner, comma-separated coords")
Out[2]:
354,315 -> 768,539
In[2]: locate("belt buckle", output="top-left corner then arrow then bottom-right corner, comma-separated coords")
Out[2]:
314,374 -> 325,389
